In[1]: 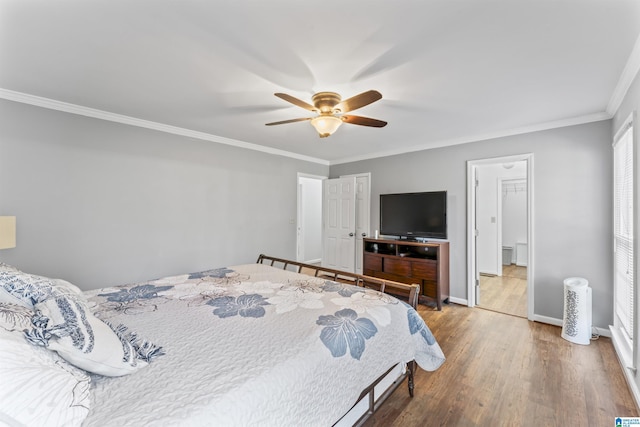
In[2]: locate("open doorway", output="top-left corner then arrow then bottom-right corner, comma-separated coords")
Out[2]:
297,173 -> 326,264
467,154 -> 534,320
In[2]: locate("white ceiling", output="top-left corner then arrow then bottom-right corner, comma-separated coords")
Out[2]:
1,0 -> 640,164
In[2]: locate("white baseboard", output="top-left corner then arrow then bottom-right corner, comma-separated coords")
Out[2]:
533,314 -> 611,338
610,326 -> 640,411
303,258 -> 321,265
448,296 -> 468,306
444,302 -> 612,338
533,314 -> 563,327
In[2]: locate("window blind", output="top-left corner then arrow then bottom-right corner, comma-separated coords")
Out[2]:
613,124 -> 634,342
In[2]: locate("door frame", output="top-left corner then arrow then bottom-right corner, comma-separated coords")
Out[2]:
467,153 -> 535,321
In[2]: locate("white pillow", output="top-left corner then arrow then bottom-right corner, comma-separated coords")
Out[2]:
0,302 -> 33,331
0,270 -> 86,308
25,296 -> 162,377
0,262 -> 19,272
52,278 -> 85,298
0,307 -> 90,427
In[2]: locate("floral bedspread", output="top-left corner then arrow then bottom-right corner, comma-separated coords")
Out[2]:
82,263 -> 445,426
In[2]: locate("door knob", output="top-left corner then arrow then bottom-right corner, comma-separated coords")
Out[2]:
349,232 -> 354,237
362,233 -> 367,237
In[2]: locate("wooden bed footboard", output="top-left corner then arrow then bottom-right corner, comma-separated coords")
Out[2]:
256,254 -> 418,426
256,254 -> 420,309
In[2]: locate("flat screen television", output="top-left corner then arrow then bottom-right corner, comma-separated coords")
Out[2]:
380,191 -> 447,239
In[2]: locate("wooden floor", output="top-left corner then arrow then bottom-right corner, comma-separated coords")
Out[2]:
479,265 -> 527,318
363,303 -> 638,427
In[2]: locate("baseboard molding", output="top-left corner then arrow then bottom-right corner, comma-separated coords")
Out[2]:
610,326 -> 640,411
448,296 -> 468,306
303,258 -> 321,265
533,314 -> 611,338
442,303 -> 612,338
533,314 -> 563,327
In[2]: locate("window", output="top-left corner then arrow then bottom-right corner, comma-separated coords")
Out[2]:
613,115 -> 635,367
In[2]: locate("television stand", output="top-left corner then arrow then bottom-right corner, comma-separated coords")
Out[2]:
363,238 -> 450,310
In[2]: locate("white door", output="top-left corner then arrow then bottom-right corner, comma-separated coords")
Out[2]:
322,177 -> 357,272
353,175 -> 371,274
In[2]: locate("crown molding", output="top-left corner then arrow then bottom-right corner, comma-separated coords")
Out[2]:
330,111 -> 611,165
607,32 -> 640,116
0,88 -> 330,166
0,88 -> 614,168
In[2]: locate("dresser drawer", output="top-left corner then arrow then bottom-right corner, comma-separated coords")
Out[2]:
376,271 -> 412,285
411,260 -> 437,280
422,280 -> 437,298
384,258 -> 411,276
364,254 -> 382,271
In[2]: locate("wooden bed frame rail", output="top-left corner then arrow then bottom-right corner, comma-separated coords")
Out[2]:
256,254 -> 421,310
256,254 -> 419,426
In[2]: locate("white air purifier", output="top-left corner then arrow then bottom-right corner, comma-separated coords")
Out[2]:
561,277 -> 592,345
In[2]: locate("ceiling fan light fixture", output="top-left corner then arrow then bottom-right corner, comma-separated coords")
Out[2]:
310,115 -> 342,138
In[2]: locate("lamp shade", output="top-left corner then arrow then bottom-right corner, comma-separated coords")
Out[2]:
0,216 -> 16,249
310,116 -> 342,138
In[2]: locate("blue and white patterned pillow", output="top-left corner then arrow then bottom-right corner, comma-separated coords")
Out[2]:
0,302 -> 91,426
0,269 -> 86,308
0,301 -> 33,332
24,296 -> 164,377
0,266 -> 164,377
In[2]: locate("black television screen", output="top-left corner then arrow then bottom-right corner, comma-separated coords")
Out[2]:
380,191 -> 447,239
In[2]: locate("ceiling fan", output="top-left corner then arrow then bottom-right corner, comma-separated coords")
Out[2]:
265,90 -> 387,138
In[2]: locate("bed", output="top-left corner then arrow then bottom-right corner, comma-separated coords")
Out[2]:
0,255 -> 445,427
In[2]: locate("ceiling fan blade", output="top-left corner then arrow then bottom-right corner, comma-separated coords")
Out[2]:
336,90 -> 382,113
342,115 -> 387,128
265,117 -> 313,126
274,93 -> 317,112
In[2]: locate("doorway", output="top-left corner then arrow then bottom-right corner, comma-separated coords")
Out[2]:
467,154 -> 534,320
297,173 -> 326,264
297,172 -> 371,273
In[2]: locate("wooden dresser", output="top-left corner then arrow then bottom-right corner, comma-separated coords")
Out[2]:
363,238 -> 450,310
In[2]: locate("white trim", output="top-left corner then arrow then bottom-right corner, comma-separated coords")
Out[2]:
496,178 -> 503,276
534,314 -> 563,327
467,162 -> 477,307
611,325 -> 640,412
0,87 -> 613,167
331,113 -> 610,165
534,315 -> 611,338
0,88 -> 329,166
611,112 -> 638,372
594,326 -> 612,339
607,33 -> 640,116
611,325 -> 635,368
448,296 -> 468,306
297,172 -> 329,180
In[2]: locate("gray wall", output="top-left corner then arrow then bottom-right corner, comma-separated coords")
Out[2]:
0,99 -> 328,290
0,96 -> 615,329
330,120 -> 613,329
